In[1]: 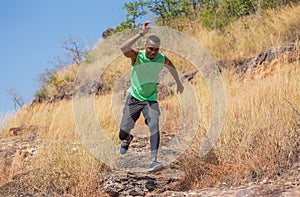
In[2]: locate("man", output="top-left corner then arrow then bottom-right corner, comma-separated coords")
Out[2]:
119,21 -> 184,172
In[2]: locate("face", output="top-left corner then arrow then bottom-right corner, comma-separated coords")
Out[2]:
145,40 -> 160,60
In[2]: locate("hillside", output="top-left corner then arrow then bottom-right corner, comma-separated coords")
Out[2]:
1,3 -> 300,197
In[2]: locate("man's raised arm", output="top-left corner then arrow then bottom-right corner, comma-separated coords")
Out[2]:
120,21 -> 151,55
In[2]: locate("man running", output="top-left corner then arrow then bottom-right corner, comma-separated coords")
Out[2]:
119,21 -> 184,172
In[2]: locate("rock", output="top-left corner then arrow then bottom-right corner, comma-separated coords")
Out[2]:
236,188 -> 256,197
76,78 -> 104,97
9,127 -> 24,136
0,131 -> 41,186
145,180 -> 156,191
101,165 -> 184,196
216,42 -> 299,81
102,28 -> 114,39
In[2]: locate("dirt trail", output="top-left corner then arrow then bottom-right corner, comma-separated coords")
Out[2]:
1,128 -> 300,196
101,130 -> 300,197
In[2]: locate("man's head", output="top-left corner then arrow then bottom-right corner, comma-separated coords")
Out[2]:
145,35 -> 160,60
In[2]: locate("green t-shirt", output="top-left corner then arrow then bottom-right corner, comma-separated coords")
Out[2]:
128,50 -> 165,101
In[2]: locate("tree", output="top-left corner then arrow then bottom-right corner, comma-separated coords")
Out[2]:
199,0 -> 223,29
116,0 -> 300,32
147,0 -> 194,26
123,0 -> 150,28
62,38 -> 89,65
35,38 -> 90,102
7,89 -> 25,111
114,20 -> 133,33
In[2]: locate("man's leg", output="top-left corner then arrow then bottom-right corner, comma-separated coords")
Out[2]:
143,101 -> 164,171
142,101 -> 160,161
119,95 -> 143,153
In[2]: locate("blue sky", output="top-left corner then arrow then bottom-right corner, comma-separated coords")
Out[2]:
0,0 -> 133,113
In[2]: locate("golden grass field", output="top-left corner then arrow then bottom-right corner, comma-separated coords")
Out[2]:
1,3 -> 300,195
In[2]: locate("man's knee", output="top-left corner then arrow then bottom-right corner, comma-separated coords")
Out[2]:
146,117 -> 159,133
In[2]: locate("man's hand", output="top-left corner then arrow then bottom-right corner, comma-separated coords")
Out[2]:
142,21 -> 151,35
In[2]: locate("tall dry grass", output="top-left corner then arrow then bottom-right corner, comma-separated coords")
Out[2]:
0,111 -> 15,137
24,141 -> 108,196
2,3 -> 300,195
221,61 -> 299,177
4,100 -> 110,196
184,3 -> 300,60
180,61 -> 300,188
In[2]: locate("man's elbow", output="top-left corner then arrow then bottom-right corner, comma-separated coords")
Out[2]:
120,45 -> 129,54
120,45 -> 125,51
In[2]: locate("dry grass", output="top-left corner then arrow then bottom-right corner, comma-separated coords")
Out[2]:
220,61 -> 299,176
24,141 -> 108,196
1,3 -> 300,195
184,3 -> 300,60
180,61 -> 300,189
0,111 -> 15,137
4,100 -> 110,196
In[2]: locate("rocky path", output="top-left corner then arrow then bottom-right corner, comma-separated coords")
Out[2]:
100,130 -> 300,197
1,128 -> 300,196
101,157 -> 300,196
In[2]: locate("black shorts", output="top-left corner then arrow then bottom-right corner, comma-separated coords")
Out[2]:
120,95 -> 160,132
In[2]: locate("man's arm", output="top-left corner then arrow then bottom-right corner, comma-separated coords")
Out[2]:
164,57 -> 184,94
120,21 -> 151,64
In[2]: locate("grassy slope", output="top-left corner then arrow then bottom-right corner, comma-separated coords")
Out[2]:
1,3 -> 300,195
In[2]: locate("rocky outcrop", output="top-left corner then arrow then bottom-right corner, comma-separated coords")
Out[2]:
217,43 -> 300,80
102,169 -> 184,196
237,43 -> 299,77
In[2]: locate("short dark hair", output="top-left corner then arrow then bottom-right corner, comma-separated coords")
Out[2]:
146,35 -> 161,45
